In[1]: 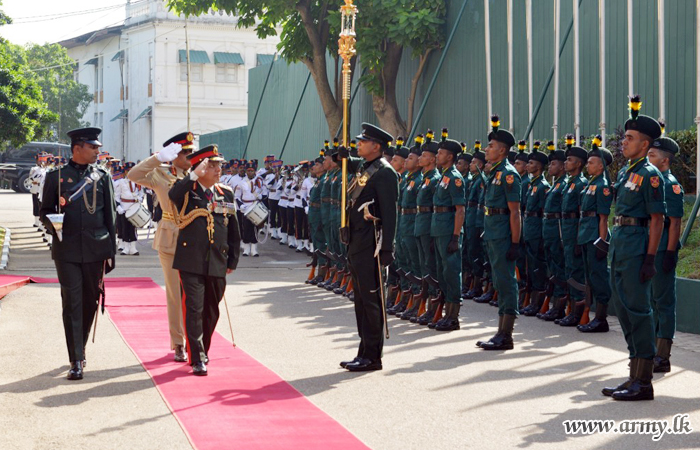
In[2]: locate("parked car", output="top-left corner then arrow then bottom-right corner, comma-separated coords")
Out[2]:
0,142 -> 71,193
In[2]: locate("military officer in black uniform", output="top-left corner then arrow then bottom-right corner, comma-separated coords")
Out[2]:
338,123 -> 399,372
169,145 -> 242,376
40,127 -> 117,380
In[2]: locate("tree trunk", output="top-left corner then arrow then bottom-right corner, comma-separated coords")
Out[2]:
372,42 -> 407,139
406,48 -> 435,138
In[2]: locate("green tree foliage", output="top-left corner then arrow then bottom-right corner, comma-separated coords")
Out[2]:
166,0 -> 446,138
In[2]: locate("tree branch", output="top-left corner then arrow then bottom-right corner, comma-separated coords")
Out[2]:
406,47 -> 435,137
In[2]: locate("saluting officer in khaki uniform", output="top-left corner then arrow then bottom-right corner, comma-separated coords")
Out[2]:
128,132 -> 194,362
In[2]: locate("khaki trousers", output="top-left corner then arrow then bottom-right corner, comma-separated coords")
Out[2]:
158,251 -> 186,349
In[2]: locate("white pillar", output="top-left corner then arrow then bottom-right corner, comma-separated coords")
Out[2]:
600,0 -> 606,145
627,0 -> 634,96
484,0 -> 493,128
573,0 -> 581,145
527,0 -> 534,148
658,0 -> 666,127
507,0 -> 514,133
553,0 -> 561,144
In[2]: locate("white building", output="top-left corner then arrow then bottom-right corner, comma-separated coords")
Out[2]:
59,0 -> 279,162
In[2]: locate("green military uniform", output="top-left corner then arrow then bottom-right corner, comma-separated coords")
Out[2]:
514,147 -> 531,291
40,127 -> 117,380
463,149 -> 486,299
521,166 -> 550,314
415,162 -> 441,325
540,164 -> 568,316
397,168 -> 424,318
307,160 -> 327,278
458,151 -> 473,289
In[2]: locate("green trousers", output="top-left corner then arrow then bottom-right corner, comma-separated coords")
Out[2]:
309,220 -> 327,266
610,254 -> 656,359
543,238 -> 567,298
417,234 -> 437,295
651,250 -> 677,340
485,238 -> 519,316
434,234 -> 463,304
525,238 -> 547,292
466,227 -> 484,277
563,242 -> 585,301
401,234 -> 422,293
581,241 -> 610,306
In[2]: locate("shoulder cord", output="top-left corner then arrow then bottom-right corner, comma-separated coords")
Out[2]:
173,191 -> 215,242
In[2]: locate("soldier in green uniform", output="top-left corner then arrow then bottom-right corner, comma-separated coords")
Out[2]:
513,141 -> 530,305
318,144 -> 340,289
602,96 -> 665,401
463,142 -> 487,300
473,152 -> 495,304
40,127 -> 117,380
477,116 -> 521,350
306,154 -> 328,284
456,144 -> 473,296
414,132 -> 442,326
647,136 -> 684,373
520,143 -> 551,316
577,136 -> 613,333
388,140 -> 412,314
431,131 -> 466,331
538,141 -> 569,320
558,135 -> 588,326
337,123 -> 398,372
397,139 -> 425,320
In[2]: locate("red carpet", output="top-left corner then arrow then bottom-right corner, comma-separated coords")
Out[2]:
105,277 -> 369,450
0,275 -> 31,299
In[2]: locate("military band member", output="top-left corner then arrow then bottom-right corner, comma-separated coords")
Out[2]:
294,162 -> 313,252
266,161 -> 283,239
602,96 -> 665,401
239,161 -> 263,257
40,127 -> 117,380
557,135 -> 588,326
114,162 -> 144,256
647,136 -> 684,373
477,116 -> 521,350
128,132 -> 194,362
168,146 -> 241,376
463,142 -> 487,300
576,137 -> 613,333
520,144 -> 551,316
538,142 -> 568,321
338,123 -> 398,372
29,153 -> 47,228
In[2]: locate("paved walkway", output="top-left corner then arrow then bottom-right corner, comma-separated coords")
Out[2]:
1,189 -> 699,450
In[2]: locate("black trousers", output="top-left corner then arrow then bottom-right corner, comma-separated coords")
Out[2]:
241,214 -> 258,244
118,213 -> 137,242
179,271 -> 226,364
32,193 -> 41,216
348,247 -> 384,361
279,206 -> 287,234
268,199 -> 280,228
286,207 -> 296,237
295,207 -> 309,240
54,260 -> 103,362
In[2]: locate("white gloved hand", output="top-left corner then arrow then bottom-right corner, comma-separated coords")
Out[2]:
156,142 -> 182,163
117,205 -> 125,214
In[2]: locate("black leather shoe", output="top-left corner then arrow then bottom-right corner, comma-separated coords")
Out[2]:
602,379 -> 633,397
67,361 -> 83,380
340,357 -> 360,369
577,317 -> 609,333
193,361 -> 208,376
435,318 -> 459,331
417,310 -> 435,326
611,379 -> 654,401
653,356 -> 671,373
473,291 -> 494,304
174,345 -> 188,362
346,358 -> 382,372
558,313 -> 581,327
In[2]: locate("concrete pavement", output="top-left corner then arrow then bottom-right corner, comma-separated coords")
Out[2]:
1,189 -> 699,450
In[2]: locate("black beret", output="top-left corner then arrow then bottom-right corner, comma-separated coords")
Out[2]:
507,150 -> 517,164
410,135 -> 424,156
487,115 -> 516,148
651,136 -> 680,155
566,145 -> 588,161
624,95 -> 661,139
588,147 -> 613,166
394,137 -> 410,158
515,151 -> 529,163
439,138 -> 463,156
420,129 -> 439,154
356,122 -> 394,148
546,140 -> 566,162
67,127 -> 102,146
472,141 -> 486,163
528,148 -> 549,165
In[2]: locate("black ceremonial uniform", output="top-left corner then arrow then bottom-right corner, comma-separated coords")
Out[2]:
169,168 -> 241,370
342,124 -> 399,371
40,129 -> 117,379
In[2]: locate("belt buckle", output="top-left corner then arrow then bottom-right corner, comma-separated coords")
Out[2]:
484,207 -> 490,216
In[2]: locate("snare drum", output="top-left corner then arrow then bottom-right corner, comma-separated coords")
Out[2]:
126,203 -> 151,228
244,201 -> 269,227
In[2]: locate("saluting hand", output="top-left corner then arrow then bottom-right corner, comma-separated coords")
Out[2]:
194,158 -> 209,178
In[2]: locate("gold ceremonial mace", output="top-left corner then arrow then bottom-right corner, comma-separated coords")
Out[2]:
338,0 -> 357,229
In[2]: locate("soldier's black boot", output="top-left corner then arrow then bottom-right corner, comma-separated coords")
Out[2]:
427,292 -> 445,329
435,302 -> 460,331
653,338 -> 672,373
461,272 -> 473,296
577,303 -> 609,332
559,302 -> 584,327
474,283 -> 494,304
67,361 -> 83,380
417,296 -> 437,325
463,276 -> 483,300
393,291 -> 412,316
612,358 -> 654,401
385,285 -> 399,310
476,315 -> 503,347
542,296 -> 567,321
522,291 -> 544,316
481,314 -> 515,350
602,359 -> 637,397
400,291 -> 421,320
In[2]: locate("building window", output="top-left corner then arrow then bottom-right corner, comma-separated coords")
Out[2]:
180,64 -> 203,82
216,64 -> 238,83
149,56 -> 154,83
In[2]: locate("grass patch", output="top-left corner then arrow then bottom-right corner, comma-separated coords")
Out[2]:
677,198 -> 700,279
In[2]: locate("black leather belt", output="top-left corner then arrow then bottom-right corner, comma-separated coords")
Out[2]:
544,212 -> 562,219
478,204 -> 485,211
331,199 -> 340,205
581,211 -> 597,218
401,208 -> 417,215
614,216 -> 648,227
417,206 -> 433,213
309,202 -> 321,208
562,212 -> 581,219
434,206 -> 456,213
322,198 -> 331,203
484,207 -> 509,216
523,211 -> 543,218
467,201 -> 478,207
